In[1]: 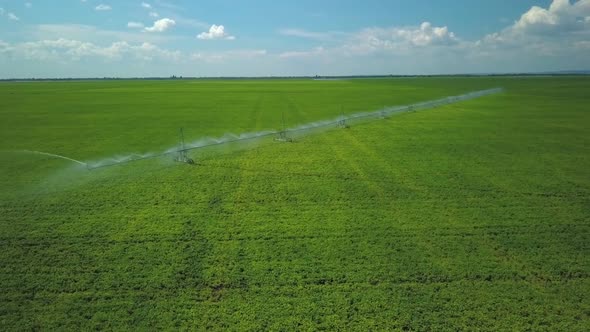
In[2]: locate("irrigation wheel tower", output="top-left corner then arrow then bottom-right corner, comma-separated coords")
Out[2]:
275,111 -> 293,142
174,128 -> 195,164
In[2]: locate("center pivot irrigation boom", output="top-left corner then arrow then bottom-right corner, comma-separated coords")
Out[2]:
82,87 -> 503,170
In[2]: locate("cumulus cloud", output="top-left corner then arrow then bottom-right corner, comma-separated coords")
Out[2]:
514,0 -> 590,34
477,0 -> 590,58
127,22 -> 144,29
412,22 -> 457,46
141,2 -> 152,9
279,1 -> 588,66
149,12 -> 159,18
342,22 -> 458,56
95,4 -> 111,11
0,37 -> 267,67
0,38 -> 181,62
2,0 -> 589,77
144,18 -> 175,32
277,21 -> 459,61
483,0 -> 590,43
277,2 -> 589,73
197,25 -> 235,40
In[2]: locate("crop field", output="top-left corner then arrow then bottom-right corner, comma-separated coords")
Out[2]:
0,77 -> 589,330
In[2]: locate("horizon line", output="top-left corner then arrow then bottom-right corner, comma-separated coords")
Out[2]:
1,71 -> 589,81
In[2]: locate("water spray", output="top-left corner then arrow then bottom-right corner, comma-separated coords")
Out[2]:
19,150 -> 88,167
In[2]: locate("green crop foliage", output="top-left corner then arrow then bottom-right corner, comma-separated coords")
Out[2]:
0,77 -> 589,330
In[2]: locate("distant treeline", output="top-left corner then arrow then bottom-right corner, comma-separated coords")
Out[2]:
1,72 -> 589,82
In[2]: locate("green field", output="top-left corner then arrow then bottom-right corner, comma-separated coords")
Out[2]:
1,77 -> 589,330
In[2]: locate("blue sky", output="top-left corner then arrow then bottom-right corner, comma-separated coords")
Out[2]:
0,0 -> 589,77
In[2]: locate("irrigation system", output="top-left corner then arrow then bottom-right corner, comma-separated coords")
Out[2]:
27,87 -> 504,170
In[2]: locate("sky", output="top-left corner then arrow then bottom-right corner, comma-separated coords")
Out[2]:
0,0 -> 589,78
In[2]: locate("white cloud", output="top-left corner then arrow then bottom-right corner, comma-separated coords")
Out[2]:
0,37 -> 265,68
340,22 -> 458,56
276,2 -> 589,72
197,24 -> 235,40
383,22 -> 455,47
95,4 -> 111,11
277,22 -> 459,61
144,18 -> 176,32
127,22 -> 144,29
141,2 -> 152,9
0,38 -> 181,62
3,0 -> 589,77
477,0 -> 590,56
512,0 -> 590,34
453,0 -> 590,72
149,11 -> 159,18
482,0 -> 590,43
